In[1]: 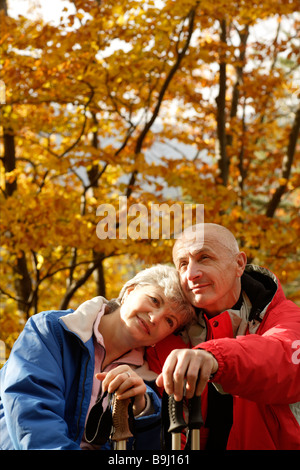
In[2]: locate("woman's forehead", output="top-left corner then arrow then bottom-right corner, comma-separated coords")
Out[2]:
135,284 -> 166,298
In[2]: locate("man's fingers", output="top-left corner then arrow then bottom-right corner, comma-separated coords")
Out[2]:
158,349 -> 192,401
158,351 -> 179,397
155,349 -> 219,401
156,373 -> 163,388
172,355 -> 191,401
184,358 -> 201,399
194,360 -> 211,396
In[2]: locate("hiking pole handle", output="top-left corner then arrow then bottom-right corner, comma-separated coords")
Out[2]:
168,394 -> 186,450
111,395 -> 133,450
188,395 -> 203,450
188,395 -> 203,429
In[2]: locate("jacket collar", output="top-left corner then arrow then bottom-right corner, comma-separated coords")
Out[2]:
183,265 -> 279,344
243,265 -> 278,323
59,296 -> 147,371
59,296 -> 108,344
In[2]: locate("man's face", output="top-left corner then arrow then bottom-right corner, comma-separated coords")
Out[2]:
173,230 -> 246,316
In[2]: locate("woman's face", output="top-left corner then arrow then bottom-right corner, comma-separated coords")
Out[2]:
120,285 -> 183,346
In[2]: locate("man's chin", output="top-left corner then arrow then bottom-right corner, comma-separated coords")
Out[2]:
188,293 -> 206,309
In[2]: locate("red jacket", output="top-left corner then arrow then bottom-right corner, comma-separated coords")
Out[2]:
146,266 -> 300,450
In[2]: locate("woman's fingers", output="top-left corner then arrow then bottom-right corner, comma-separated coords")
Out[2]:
96,366 -> 146,398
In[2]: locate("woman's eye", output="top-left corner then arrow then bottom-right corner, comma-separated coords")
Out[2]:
166,317 -> 174,327
151,297 -> 160,306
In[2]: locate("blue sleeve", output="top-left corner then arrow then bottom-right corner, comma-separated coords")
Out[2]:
0,312 -> 81,450
132,382 -> 162,450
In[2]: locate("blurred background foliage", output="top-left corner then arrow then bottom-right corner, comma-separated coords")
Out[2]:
0,0 -> 299,361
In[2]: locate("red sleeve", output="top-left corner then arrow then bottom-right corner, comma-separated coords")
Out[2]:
146,333 -> 189,373
198,300 -> 300,404
146,333 -> 190,396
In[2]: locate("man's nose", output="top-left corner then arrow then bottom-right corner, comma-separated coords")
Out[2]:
186,261 -> 202,281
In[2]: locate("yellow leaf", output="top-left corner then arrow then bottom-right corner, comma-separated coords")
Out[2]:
75,13 -> 84,20
36,254 -> 44,270
116,15 -> 125,26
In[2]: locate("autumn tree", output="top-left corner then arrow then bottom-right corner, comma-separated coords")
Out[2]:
1,0 -> 299,358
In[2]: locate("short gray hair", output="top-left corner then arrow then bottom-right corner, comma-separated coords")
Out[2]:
116,264 -> 195,329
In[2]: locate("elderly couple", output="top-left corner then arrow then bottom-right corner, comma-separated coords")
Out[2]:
1,223 -> 300,450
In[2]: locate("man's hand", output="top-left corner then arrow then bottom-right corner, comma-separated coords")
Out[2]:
156,349 -> 218,401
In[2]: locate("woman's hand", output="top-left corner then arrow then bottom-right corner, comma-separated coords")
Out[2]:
96,365 -> 147,416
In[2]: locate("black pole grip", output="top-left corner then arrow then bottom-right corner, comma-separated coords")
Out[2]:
168,394 -> 186,433
188,395 -> 203,429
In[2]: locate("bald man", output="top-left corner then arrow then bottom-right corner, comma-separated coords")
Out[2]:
173,223 -> 245,316
147,223 -> 300,450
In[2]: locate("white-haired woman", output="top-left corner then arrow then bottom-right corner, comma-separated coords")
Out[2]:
0,264 -> 194,450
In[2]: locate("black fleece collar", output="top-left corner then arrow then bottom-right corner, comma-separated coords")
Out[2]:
240,269 -> 277,322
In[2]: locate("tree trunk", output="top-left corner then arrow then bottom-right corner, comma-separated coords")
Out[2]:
216,19 -> 229,186
266,105 -> 300,218
3,130 -> 32,317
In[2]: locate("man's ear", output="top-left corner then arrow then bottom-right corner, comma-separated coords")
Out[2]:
236,251 -> 247,277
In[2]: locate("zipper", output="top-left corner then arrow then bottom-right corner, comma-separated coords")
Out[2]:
76,340 -> 107,441
74,346 -> 91,442
73,338 -> 142,442
95,346 -> 106,403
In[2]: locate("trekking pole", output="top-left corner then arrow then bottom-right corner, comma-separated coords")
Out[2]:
168,394 -> 186,450
168,394 -> 203,450
111,395 -> 133,450
187,395 -> 203,450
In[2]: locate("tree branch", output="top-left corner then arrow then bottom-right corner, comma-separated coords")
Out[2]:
265,104 -> 300,218
59,253 -> 107,310
229,25 -> 249,121
126,5 -> 198,198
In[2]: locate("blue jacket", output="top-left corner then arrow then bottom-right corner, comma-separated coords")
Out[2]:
0,299 -> 162,450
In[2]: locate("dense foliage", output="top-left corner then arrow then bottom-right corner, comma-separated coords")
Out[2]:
1,0 -> 299,358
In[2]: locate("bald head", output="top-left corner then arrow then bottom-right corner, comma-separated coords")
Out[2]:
173,223 -> 247,315
173,223 -> 240,259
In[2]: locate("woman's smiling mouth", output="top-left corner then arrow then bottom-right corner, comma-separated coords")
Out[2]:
137,316 -> 151,334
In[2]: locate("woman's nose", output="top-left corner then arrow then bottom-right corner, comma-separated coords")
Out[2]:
148,310 -> 163,325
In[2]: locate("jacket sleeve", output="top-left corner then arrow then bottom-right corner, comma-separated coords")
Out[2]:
0,312 -> 81,450
132,382 -> 162,450
198,300 -> 300,404
146,333 -> 190,397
